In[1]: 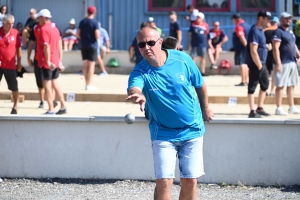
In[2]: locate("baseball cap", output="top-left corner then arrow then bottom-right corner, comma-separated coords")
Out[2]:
69,18 -> 75,24
197,12 -> 205,19
257,10 -> 272,19
232,13 -> 241,19
270,16 -> 279,23
190,9 -> 199,21
148,17 -> 154,23
35,9 -> 52,18
87,6 -> 96,15
280,12 -> 293,18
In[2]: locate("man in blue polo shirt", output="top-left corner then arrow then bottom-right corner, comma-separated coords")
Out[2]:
232,14 -> 250,86
127,26 -> 213,200
245,10 -> 272,118
189,11 -> 209,76
272,12 -> 300,115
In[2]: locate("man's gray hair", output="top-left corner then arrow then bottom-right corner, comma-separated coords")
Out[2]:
2,14 -> 14,23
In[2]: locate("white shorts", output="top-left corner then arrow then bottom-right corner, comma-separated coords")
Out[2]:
274,62 -> 299,87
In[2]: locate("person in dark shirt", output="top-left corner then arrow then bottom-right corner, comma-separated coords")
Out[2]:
232,13 -> 250,86
245,10 -> 272,118
22,8 -> 36,47
207,21 -> 228,69
162,36 -> 178,49
169,11 -> 182,49
189,11 -> 209,76
272,12 -> 300,115
77,6 -> 100,91
129,22 -> 149,65
264,16 -> 279,97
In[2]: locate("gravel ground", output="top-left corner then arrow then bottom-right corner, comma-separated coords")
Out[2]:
0,178 -> 300,200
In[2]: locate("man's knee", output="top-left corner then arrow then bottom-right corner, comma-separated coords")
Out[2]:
180,178 -> 197,187
156,178 -> 173,188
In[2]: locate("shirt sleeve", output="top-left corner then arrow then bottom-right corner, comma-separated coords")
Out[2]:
104,29 -> 109,40
176,22 -> 181,31
247,30 -> 259,45
127,69 -> 144,91
40,28 -> 50,45
235,25 -> 245,38
219,30 -> 226,40
272,29 -> 282,42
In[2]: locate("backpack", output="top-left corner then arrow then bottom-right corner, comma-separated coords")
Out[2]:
218,59 -> 231,75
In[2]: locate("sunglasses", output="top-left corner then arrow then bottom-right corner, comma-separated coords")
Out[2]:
137,38 -> 160,48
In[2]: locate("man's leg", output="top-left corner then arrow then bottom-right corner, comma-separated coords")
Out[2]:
43,79 -> 54,112
275,86 -> 283,108
97,55 -> 107,73
178,137 -> 204,200
68,40 -> 75,51
12,91 -> 19,110
247,68 -> 260,117
22,29 -> 29,48
286,86 -> 294,107
82,60 -> 89,84
241,64 -> 248,84
86,60 -> 95,86
214,46 -> 222,65
257,89 -> 267,108
4,69 -> 19,114
63,41 -> 68,51
199,56 -> 206,74
179,178 -> 198,200
52,79 -> 67,109
152,140 -> 177,200
155,179 -> 173,200
207,48 -> 215,65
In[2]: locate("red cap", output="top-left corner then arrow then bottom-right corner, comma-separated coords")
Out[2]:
87,6 -> 96,15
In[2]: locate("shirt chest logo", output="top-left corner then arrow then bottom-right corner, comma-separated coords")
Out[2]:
176,72 -> 186,84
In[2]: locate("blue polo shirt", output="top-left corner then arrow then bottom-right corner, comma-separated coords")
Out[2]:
169,21 -> 181,39
78,18 -> 99,49
272,27 -> 297,64
245,25 -> 268,67
189,22 -> 209,48
127,50 -> 205,142
232,20 -> 250,51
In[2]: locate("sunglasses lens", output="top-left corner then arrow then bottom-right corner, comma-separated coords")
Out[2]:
147,41 -> 156,46
137,42 -> 146,48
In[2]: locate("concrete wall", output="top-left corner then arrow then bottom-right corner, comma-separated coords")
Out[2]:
0,116 -> 299,186
23,50 -> 240,75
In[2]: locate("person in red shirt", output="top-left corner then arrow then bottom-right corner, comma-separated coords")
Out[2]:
36,9 -> 66,115
0,14 -> 22,114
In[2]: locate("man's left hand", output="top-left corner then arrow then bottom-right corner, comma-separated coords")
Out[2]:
203,107 -> 214,122
17,63 -> 22,72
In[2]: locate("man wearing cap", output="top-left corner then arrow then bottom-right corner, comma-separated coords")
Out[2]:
189,11 -> 209,76
272,12 -> 300,115
0,14 -> 22,114
207,21 -> 228,69
245,11 -> 272,118
62,18 -> 77,51
169,11 -> 182,50
148,17 -> 162,37
185,5 -> 198,24
77,6 -> 100,91
36,9 -> 67,115
264,16 -> 279,97
232,14 -> 250,86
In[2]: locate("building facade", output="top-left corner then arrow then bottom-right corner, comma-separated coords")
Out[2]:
2,0 -> 298,50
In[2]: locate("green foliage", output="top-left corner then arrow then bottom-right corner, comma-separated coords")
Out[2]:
295,19 -> 300,37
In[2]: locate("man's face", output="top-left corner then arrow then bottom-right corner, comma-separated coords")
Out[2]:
232,19 -> 238,25
196,16 -> 203,23
38,16 -> 46,25
262,17 -> 270,27
3,19 -> 14,32
137,27 -> 162,62
30,10 -> 36,19
281,17 -> 292,28
188,8 -> 193,13
213,22 -> 220,31
169,14 -> 176,22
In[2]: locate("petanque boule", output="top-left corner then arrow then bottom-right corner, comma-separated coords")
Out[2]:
124,113 -> 135,124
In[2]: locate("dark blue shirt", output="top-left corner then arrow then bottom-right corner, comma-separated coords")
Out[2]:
272,27 -> 297,64
208,29 -> 226,47
78,18 -> 99,48
131,37 -> 143,65
232,20 -> 250,51
189,22 -> 209,48
170,21 -> 181,39
245,25 -> 268,66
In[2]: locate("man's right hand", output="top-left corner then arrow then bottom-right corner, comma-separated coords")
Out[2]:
126,93 -> 146,112
27,58 -> 33,67
274,64 -> 281,72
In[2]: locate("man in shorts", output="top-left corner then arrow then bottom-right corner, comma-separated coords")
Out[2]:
77,6 -> 100,90
245,11 -> 272,118
232,14 -> 250,86
189,11 -> 209,76
207,21 -> 228,69
0,14 -> 22,114
127,26 -> 213,200
36,9 -> 67,115
97,22 -> 110,76
272,12 -> 300,115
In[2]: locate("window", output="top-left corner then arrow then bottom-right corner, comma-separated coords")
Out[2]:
148,0 -> 186,11
237,0 -> 275,12
194,0 -> 230,12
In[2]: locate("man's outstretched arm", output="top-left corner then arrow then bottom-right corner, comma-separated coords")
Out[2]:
195,82 -> 213,122
126,87 -> 146,112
